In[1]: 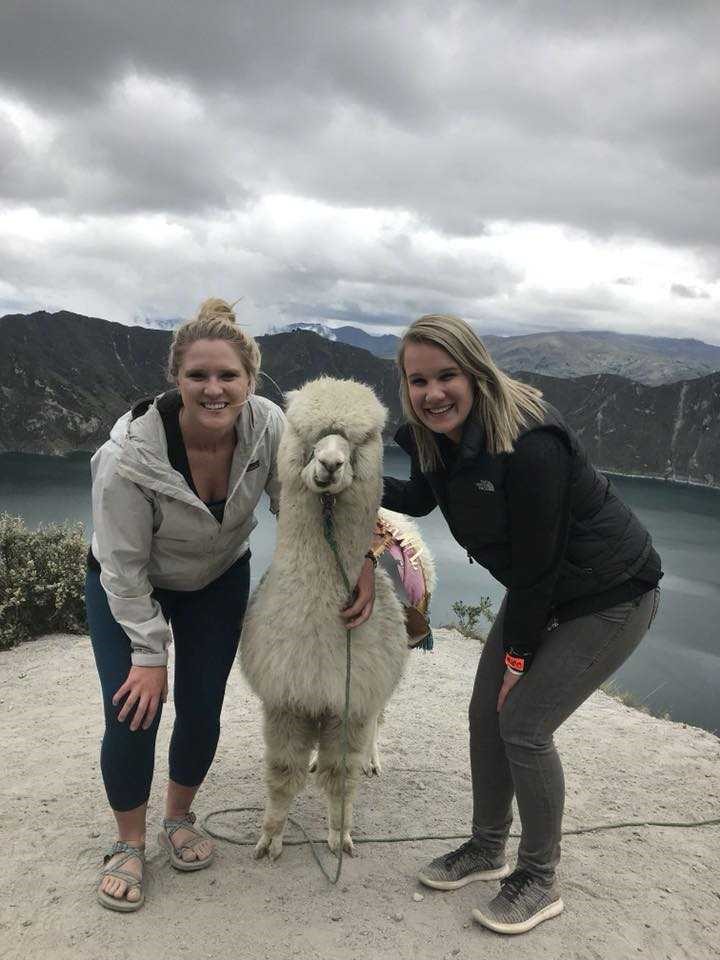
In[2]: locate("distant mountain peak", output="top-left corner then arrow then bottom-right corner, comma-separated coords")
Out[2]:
267,320 -> 339,341
132,315 -> 183,332
269,321 -> 398,358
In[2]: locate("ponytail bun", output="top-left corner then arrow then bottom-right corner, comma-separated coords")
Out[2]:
196,297 -> 237,325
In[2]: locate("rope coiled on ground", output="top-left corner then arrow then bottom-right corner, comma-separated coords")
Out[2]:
201,808 -> 720,848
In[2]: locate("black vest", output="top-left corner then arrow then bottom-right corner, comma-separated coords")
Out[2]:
395,405 -> 653,611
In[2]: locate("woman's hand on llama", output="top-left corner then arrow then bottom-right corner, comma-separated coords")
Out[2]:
113,665 -> 168,731
496,668 -> 522,712
340,557 -> 376,629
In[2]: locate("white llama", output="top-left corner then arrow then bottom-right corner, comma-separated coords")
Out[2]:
240,377 -> 428,860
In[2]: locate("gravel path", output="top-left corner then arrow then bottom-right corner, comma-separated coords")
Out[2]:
2,628 -> 719,960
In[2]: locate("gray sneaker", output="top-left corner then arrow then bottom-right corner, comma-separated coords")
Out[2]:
472,868 -> 564,935
417,838 -> 510,890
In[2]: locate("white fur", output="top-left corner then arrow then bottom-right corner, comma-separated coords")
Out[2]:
240,377 -> 418,859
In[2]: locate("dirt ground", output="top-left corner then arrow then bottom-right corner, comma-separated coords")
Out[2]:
2,628 -> 719,960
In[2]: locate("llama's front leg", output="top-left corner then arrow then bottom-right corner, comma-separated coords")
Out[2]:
361,712 -> 384,777
316,716 -> 370,856
255,708 -> 316,861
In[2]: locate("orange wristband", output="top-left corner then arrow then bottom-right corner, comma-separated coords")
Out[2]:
505,652 -> 527,674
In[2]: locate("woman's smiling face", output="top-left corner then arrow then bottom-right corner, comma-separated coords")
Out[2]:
403,340 -> 475,444
176,338 -> 251,434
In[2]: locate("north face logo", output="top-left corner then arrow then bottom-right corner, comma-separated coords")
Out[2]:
475,480 -> 495,493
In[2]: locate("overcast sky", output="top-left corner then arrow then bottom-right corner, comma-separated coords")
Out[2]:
1,1 -> 718,343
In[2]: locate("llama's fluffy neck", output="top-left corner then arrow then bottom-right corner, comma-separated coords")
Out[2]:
275,442 -> 382,590
277,475 -> 379,557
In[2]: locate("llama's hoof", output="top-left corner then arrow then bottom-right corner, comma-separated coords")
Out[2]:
254,832 -> 283,861
327,829 -> 354,857
362,754 -> 382,777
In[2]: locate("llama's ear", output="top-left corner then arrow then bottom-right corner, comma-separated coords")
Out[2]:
283,389 -> 298,411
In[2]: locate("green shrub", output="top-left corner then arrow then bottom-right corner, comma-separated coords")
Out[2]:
0,513 -> 88,649
450,598 -> 495,641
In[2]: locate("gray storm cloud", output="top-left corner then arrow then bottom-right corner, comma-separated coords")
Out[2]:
0,1 -> 718,338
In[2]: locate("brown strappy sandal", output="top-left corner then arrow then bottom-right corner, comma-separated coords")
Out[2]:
158,812 -> 214,872
97,840 -> 146,912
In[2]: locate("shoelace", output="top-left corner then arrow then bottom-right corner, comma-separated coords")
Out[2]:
443,838 -> 482,866
499,868 -> 535,901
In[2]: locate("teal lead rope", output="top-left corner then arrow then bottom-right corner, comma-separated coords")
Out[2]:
200,495 -> 354,886
319,493 -> 353,885
320,493 -> 352,597
419,629 -> 434,652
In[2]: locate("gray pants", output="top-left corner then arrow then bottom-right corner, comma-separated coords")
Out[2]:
469,588 -> 659,883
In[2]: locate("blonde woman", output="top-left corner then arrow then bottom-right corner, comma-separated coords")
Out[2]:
86,299 -> 285,911
373,314 -> 662,934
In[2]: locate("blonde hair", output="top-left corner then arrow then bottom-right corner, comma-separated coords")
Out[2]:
168,297 -> 261,390
398,314 -> 546,470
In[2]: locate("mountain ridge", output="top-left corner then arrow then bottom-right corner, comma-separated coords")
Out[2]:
269,320 -> 720,384
2,310 -> 719,488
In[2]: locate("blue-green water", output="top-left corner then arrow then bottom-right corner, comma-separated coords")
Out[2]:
1,449 -> 718,734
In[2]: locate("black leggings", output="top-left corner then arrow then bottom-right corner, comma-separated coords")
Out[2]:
85,554 -> 250,811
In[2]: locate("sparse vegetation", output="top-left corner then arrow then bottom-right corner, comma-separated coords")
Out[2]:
601,679 -> 672,721
446,598 -> 495,641
0,513 -> 88,649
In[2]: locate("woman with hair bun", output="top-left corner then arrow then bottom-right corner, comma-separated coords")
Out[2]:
357,313 -> 662,935
86,298 -> 285,911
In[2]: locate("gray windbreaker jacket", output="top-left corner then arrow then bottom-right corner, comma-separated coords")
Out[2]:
90,394 -> 285,667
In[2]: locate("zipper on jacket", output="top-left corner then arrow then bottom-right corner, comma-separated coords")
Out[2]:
546,615 -> 559,631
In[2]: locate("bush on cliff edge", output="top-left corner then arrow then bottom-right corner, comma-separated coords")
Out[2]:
0,513 -> 87,649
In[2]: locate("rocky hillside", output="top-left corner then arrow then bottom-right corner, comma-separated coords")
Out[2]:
255,330 -> 404,435
0,311 -> 402,454
0,311 -> 171,455
521,371 -> 720,487
2,310 -> 719,488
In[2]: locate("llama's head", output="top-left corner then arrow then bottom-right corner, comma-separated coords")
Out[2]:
282,377 -> 388,496
301,432 -> 353,494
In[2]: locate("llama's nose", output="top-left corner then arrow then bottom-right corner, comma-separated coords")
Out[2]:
320,455 -> 344,474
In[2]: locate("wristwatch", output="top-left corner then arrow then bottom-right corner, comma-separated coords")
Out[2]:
364,550 -> 379,569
